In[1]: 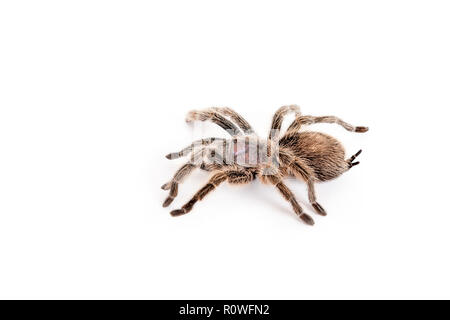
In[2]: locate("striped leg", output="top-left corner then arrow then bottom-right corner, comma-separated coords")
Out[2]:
279,150 -> 327,216
162,147 -> 227,207
170,169 -> 253,216
211,107 -> 254,134
267,175 -> 314,225
186,109 -> 243,136
286,115 -> 368,134
290,157 -> 327,216
162,148 -> 214,207
170,172 -> 227,216
269,105 -> 301,140
162,163 -> 196,207
165,137 -> 225,160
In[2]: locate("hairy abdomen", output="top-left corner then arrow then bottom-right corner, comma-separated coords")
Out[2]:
280,132 -> 348,181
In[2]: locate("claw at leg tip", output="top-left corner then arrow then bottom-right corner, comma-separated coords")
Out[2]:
312,203 -> 327,216
161,182 -> 171,190
162,197 -> 173,207
171,209 -> 185,216
355,126 -> 369,133
300,214 -> 315,226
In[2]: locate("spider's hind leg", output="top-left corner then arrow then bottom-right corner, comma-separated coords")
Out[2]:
279,150 -> 327,217
347,149 -> 362,169
266,175 -> 315,225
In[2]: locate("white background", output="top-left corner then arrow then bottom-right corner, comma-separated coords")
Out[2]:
1,1 -> 449,299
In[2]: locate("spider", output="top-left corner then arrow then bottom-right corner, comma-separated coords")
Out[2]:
161,105 -> 368,225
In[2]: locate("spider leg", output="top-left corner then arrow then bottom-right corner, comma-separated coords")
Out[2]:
162,148 -> 221,207
186,109 -> 243,136
162,163 -> 196,207
162,146 -> 227,207
279,150 -> 327,216
170,169 -> 253,216
270,105 -> 301,135
165,137 -> 225,160
199,163 -> 219,171
266,175 -> 314,225
211,107 -> 254,134
286,115 -> 368,135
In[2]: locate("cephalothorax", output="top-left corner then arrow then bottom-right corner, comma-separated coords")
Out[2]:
161,105 -> 368,225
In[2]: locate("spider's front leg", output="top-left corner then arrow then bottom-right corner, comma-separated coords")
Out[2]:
162,148 -> 222,207
165,137 -> 225,160
170,168 -> 254,216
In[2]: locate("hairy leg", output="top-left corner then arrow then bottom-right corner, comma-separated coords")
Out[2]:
162,148 -> 224,207
186,109 -> 243,136
165,137 -> 225,160
162,163 -> 196,207
266,175 -> 314,225
269,105 -> 301,140
200,163 -> 223,171
211,107 -> 254,134
170,169 -> 253,216
279,150 -> 327,216
286,115 -> 368,134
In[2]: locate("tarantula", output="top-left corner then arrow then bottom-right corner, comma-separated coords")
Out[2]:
161,105 -> 368,225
